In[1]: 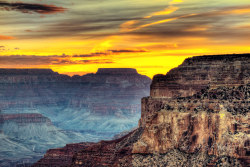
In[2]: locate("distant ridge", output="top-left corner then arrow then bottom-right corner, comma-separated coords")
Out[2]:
0,68 -> 56,75
0,68 -> 139,76
96,68 -> 138,75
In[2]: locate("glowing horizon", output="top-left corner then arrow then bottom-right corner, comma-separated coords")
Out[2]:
1,0 -> 250,78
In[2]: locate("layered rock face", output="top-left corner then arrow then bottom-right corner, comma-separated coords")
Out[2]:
134,85 -> 249,159
33,54 -> 250,167
151,54 -> 249,98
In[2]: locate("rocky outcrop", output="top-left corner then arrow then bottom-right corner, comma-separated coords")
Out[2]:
34,129 -> 143,167
33,54 -> 249,167
150,54 -> 250,98
135,85 -> 249,156
34,142 -> 94,167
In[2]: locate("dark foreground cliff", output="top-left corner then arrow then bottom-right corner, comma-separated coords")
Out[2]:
34,54 -> 250,167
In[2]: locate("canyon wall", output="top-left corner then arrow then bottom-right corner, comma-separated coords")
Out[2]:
150,54 -> 249,98
34,54 -> 249,167
0,68 -> 151,166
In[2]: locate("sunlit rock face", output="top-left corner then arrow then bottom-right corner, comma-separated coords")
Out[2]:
134,89 -> 249,157
33,54 -> 250,167
150,54 -> 250,98
0,68 -> 151,166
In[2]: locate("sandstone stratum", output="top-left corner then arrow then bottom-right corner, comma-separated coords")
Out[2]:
33,54 -> 250,167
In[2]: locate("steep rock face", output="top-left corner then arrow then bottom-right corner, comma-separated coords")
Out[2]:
133,84 -> 249,166
150,54 -> 250,98
135,88 -> 249,156
33,54 -> 249,167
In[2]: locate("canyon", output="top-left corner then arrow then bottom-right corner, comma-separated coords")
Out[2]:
0,68 -> 151,166
34,54 -> 249,167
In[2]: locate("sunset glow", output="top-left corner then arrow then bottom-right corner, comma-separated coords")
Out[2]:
1,0 -> 250,78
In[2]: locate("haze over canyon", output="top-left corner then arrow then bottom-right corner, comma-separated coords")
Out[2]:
0,68 -> 151,166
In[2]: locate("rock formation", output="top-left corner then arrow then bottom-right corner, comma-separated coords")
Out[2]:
151,54 -> 249,98
0,68 -> 151,166
33,54 -> 249,167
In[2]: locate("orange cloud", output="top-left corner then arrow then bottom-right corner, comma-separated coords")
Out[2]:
185,25 -> 211,32
121,13 -> 197,32
120,0 -> 184,32
120,20 -> 140,32
144,6 -> 179,19
0,35 -> 15,40
226,8 -> 250,15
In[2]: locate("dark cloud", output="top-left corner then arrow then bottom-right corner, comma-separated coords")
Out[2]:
0,1 -> 66,14
72,49 -> 147,58
73,54 -> 96,58
0,55 -> 113,66
72,52 -> 108,58
0,55 -> 61,65
3,3 -> 161,39
81,59 -> 113,64
108,49 -> 147,53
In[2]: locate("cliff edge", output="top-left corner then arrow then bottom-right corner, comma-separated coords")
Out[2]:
33,54 -> 250,167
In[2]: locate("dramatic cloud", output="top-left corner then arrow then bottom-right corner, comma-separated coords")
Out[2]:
1,0 -> 250,77
0,55 -> 113,66
72,49 -> 147,58
121,5 -> 250,42
0,1 -> 66,14
120,0 -> 183,32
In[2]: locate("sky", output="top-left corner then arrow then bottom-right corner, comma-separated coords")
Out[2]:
0,0 -> 250,78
